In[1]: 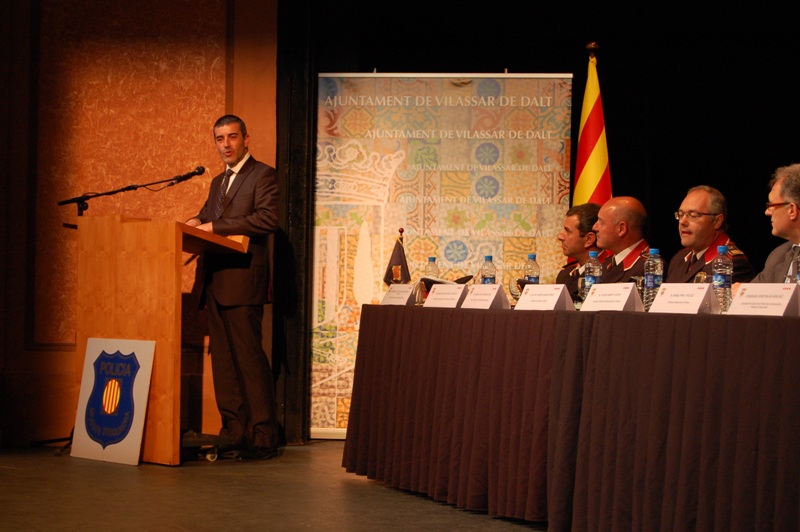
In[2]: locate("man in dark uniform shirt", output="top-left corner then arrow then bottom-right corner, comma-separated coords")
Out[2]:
555,203 -> 612,301
592,196 -> 650,283
665,185 -> 754,283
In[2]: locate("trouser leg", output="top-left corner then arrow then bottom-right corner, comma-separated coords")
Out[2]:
207,293 -> 279,449
225,303 -> 279,449
206,292 -> 247,448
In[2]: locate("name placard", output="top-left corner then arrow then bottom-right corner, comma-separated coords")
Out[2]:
424,284 -> 468,308
515,284 -> 575,311
580,282 -> 644,312
380,284 -> 416,306
648,283 -> 721,314
460,284 -> 510,310
728,283 -> 799,316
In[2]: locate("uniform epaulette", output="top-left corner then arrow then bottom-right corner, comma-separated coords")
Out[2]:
728,244 -> 745,256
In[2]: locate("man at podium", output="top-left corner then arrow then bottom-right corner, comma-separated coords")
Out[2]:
185,115 -> 280,460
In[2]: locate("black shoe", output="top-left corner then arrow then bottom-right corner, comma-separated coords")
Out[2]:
219,448 -> 245,460
182,430 -> 230,448
242,446 -> 280,461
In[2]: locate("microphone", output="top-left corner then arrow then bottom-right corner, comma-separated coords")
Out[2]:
172,166 -> 205,184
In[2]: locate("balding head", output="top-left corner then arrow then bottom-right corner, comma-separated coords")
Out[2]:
593,196 -> 647,254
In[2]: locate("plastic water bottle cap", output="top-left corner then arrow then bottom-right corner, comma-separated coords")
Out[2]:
428,257 -> 436,262
589,251 -> 599,258
717,245 -> 728,254
485,255 -> 492,261
528,253 -> 536,260
650,248 -> 659,255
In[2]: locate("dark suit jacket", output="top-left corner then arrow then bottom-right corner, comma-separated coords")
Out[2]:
555,250 -> 612,301
665,233 -> 755,283
556,261 -> 581,301
196,155 -> 279,306
752,241 -> 796,283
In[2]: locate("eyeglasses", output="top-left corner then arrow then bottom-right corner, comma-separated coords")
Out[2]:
674,211 -> 719,221
765,202 -> 792,211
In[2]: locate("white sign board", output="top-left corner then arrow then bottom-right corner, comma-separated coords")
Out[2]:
460,284 -> 511,310
728,283 -> 799,316
580,283 -> 644,312
380,284 -> 416,306
424,284 -> 468,308
72,338 -> 155,466
648,283 -> 721,314
515,284 -> 575,311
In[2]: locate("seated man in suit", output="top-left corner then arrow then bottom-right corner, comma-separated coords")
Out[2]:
555,203 -> 612,301
592,196 -> 651,283
746,163 -> 800,284
665,185 -> 754,283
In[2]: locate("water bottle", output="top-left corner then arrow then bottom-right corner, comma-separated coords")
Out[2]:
584,250 -> 602,298
712,245 -> 733,313
424,256 -> 439,278
480,255 -> 497,284
524,253 -> 540,283
642,248 -> 664,312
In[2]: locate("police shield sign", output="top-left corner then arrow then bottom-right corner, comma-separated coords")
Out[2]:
85,350 -> 140,448
72,338 -> 155,465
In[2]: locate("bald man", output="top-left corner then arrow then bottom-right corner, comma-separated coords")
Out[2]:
592,196 -> 652,283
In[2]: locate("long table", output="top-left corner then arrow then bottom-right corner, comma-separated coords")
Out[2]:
342,305 -> 800,530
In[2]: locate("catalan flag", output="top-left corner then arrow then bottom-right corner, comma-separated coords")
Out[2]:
572,50 -> 612,206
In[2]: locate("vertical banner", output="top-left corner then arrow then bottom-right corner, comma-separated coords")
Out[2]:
312,73 -> 572,436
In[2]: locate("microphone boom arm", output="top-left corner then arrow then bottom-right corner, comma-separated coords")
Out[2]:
57,167 -> 205,216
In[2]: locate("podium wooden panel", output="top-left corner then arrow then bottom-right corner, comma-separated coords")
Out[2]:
75,215 -> 247,465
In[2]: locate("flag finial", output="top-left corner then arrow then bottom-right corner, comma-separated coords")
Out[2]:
586,41 -> 599,58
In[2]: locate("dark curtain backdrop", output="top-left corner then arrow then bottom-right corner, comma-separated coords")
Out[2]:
312,2 -> 799,272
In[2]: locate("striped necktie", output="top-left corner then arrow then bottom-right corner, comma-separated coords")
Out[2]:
212,168 -> 233,220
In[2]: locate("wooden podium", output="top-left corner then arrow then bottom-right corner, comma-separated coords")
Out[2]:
75,215 -> 248,465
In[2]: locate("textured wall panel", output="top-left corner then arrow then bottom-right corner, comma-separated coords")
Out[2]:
37,0 -> 227,346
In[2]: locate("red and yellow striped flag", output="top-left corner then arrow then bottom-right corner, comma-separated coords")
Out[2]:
572,54 -> 612,206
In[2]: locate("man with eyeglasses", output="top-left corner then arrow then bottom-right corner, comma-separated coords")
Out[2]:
592,196 -> 651,283
747,164 -> 800,283
665,185 -> 755,283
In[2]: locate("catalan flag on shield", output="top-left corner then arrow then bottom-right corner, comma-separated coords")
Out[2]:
572,44 -> 612,206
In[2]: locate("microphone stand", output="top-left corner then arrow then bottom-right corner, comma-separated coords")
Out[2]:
57,174 -> 193,216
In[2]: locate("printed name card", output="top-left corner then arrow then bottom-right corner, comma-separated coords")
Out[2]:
648,283 -> 721,314
380,284 -> 416,306
728,283 -> 799,316
580,282 -> 644,312
460,284 -> 511,310
515,284 -> 575,311
423,284 -> 468,308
